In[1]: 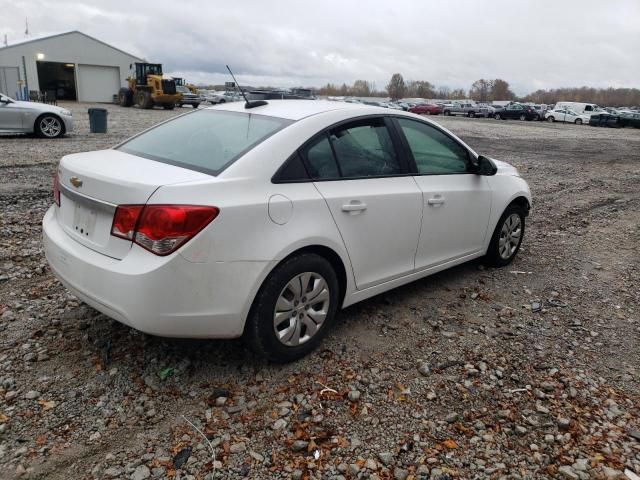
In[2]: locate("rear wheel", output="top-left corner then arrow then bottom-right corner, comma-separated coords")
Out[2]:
193,103 -> 199,108
244,253 -> 339,362
494,113 -> 502,120
519,114 -> 526,121
575,118 -> 583,125
547,116 -> 555,122
468,111 -> 475,118
35,114 -> 64,138
135,90 -> 152,109
484,204 -> 526,267
118,88 -> 133,107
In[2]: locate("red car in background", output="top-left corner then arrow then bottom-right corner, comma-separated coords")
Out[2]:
408,103 -> 442,115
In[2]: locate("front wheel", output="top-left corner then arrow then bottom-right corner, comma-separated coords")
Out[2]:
162,104 -> 175,110
575,118 -> 583,125
519,114 -> 526,121
35,114 -> 64,138
547,116 -> 555,122
494,113 -> 502,120
244,254 -> 339,362
468,111 -> 475,118
484,204 -> 526,267
193,103 -> 199,108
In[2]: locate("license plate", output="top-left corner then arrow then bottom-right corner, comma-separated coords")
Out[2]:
73,203 -> 97,238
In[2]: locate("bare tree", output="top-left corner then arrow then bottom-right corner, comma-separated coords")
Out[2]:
450,88 -> 467,100
469,79 -> 492,102
351,80 -> 373,97
490,79 -> 516,101
386,73 -> 406,100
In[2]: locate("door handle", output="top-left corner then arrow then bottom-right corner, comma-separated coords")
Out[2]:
342,201 -> 367,212
427,196 -> 445,206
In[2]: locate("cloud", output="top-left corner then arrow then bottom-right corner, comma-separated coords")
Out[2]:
3,0 -> 639,93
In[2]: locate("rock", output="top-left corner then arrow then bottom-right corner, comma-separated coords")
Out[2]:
394,467 -> 409,480
377,452 -> 393,466
131,465 -> 151,480
291,440 -> 309,452
348,464 -> 360,475
417,363 -> 430,376
601,466 -> 624,479
215,396 -> 227,406
105,467 -> 124,477
531,301 -> 542,312
173,446 -> 192,468
445,412 -> 459,423
89,431 -> 101,442
230,442 -> 246,454
426,391 -> 437,401
627,430 -> 640,441
365,459 -> 378,470
348,390 -> 361,402
540,381 -> 556,392
24,390 -> 40,400
558,465 -> 579,479
272,418 -> 287,430
558,417 -> 571,430
249,451 -> 264,462
1,310 -> 15,321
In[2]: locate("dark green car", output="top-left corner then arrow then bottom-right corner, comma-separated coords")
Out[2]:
619,112 -> 640,128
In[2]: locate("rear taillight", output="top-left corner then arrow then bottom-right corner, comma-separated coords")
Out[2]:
110,205 -> 219,256
53,173 -> 60,206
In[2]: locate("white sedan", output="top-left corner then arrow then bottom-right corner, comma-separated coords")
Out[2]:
545,108 -> 591,125
0,93 -> 73,137
43,100 -> 531,362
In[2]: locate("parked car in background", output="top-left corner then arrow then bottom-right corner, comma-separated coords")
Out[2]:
0,93 -> 73,138
408,103 -> 442,115
494,103 -> 538,121
619,112 -> 640,128
554,102 -> 604,115
545,108 -> 591,124
443,102 -> 490,118
531,105 -> 547,120
589,113 -> 620,128
209,91 -> 243,104
176,85 -> 201,108
43,100 -> 531,362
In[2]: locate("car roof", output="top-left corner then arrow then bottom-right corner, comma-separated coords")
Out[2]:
207,99 -> 384,121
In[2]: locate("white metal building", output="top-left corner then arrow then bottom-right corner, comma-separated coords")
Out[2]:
0,31 -> 143,102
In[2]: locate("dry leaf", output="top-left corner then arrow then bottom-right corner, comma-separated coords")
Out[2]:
443,439 -> 458,449
38,399 -> 55,411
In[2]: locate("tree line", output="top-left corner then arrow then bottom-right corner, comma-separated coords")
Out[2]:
318,73 -> 640,106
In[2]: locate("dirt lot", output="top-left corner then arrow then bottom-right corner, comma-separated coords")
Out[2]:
1,103 -> 639,480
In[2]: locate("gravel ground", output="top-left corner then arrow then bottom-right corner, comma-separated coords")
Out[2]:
1,102 -> 639,480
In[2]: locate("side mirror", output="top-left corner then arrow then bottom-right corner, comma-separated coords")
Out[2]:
471,155 -> 498,176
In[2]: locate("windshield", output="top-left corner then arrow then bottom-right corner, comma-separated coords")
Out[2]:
176,86 -> 189,93
118,110 -> 292,175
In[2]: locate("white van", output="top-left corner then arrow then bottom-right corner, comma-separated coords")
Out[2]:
554,102 -> 603,115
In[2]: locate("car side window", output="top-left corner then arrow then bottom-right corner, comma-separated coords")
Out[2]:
328,118 -> 402,178
397,118 -> 469,175
302,134 -> 341,179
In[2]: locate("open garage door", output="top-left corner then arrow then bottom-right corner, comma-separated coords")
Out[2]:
77,65 -> 120,102
37,61 -> 77,100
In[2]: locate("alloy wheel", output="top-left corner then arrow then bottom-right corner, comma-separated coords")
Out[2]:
273,272 -> 330,347
498,213 -> 522,260
40,117 -> 62,137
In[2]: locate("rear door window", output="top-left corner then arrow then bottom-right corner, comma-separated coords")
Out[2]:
118,110 -> 292,175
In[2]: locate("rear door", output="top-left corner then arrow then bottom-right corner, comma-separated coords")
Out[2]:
303,117 -> 423,289
393,117 -> 492,270
0,99 -> 25,131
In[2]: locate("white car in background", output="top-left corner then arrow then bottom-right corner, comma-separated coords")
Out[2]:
43,100 -> 531,362
0,93 -> 73,138
545,108 -> 591,124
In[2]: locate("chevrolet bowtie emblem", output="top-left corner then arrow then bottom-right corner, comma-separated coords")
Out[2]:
70,176 -> 83,188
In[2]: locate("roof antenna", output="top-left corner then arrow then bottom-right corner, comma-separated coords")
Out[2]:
226,65 -> 268,109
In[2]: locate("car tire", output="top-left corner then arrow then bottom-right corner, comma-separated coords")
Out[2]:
547,116 -> 555,122
35,114 -> 64,138
118,87 -> 133,107
444,110 -> 450,116
193,103 -> 199,108
484,203 -> 526,267
575,118 -> 582,125
244,253 -> 340,363
468,111 -> 475,118
219,99 -> 226,103
162,104 -> 175,110
135,90 -> 152,109
519,114 -> 526,121
494,113 -> 502,120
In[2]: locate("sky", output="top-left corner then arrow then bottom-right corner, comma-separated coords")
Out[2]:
1,0 -> 639,95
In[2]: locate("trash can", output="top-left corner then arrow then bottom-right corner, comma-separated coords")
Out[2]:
88,108 -> 108,133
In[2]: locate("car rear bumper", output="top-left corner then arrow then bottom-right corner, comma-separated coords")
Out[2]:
42,205 -> 271,338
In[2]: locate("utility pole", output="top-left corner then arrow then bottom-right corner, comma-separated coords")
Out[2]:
25,18 -> 29,37
3,34 -> 7,47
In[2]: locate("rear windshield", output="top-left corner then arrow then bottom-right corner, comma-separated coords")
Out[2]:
117,110 -> 292,175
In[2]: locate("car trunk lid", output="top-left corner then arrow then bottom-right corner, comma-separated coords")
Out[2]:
56,149 -> 210,259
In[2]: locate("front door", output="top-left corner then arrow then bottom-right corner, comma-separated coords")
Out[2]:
302,117 -> 423,289
394,118 -> 492,270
